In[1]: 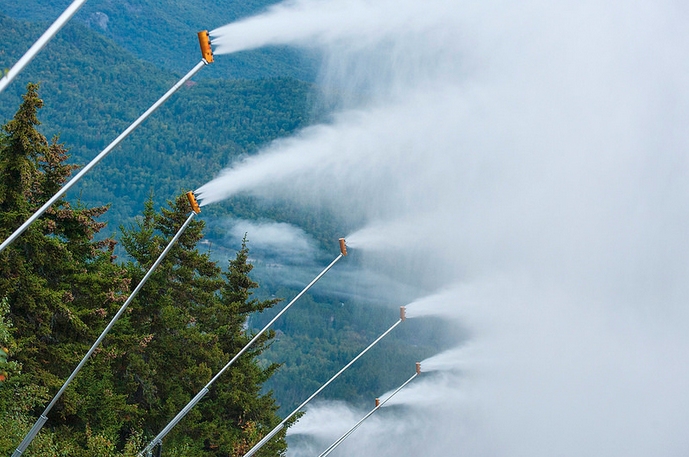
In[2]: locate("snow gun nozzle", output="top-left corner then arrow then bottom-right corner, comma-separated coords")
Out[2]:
400,306 -> 406,322
186,191 -> 201,214
198,30 -> 214,63
339,238 -> 347,256
416,362 -> 421,375
375,398 -> 380,407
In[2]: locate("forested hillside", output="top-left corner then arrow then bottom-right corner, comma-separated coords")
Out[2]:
0,14 -> 327,242
254,294 -> 451,412
0,9 -> 454,452
0,0 -> 316,80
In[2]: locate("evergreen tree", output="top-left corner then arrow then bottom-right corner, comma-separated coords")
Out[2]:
118,197 -> 286,456
0,84 -> 288,457
0,84 -> 133,455
195,236 -> 286,457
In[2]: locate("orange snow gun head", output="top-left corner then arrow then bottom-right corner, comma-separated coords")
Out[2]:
416,362 -> 421,375
339,238 -> 348,256
375,398 -> 380,407
198,30 -> 214,63
186,191 -> 201,214
400,306 -> 406,322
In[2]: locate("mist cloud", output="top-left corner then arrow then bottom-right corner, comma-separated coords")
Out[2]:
218,219 -> 317,266
204,0 -> 689,455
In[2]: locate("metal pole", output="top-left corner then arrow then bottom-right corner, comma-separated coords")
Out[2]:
0,59 -> 208,255
242,316 -> 404,457
11,211 -> 197,457
138,253 -> 345,456
0,0 -> 88,93
319,371 -> 419,457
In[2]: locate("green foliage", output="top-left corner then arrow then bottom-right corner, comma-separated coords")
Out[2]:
0,82 -> 127,396
0,14 -> 320,243
115,199 -> 286,456
0,85 -> 139,457
0,0 -> 315,81
0,296 -> 20,385
0,85 -> 286,456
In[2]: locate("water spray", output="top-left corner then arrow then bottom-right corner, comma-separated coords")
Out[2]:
241,307 -> 406,457
138,239 -> 348,457
11,192 -> 201,457
0,31 -> 214,255
318,363 -> 421,457
0,0 -> 88,93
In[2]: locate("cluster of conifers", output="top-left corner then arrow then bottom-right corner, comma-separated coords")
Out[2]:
2,16 -> 422,457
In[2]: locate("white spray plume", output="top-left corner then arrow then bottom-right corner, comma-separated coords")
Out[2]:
287,401 -> 367,439
379,371 -> 467,409
203,0 -> 689,456
404,286 -> 467,320
420,345 -> 482,373
210,0 -> 455,55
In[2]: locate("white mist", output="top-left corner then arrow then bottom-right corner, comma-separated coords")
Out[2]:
201,0 -> 689,455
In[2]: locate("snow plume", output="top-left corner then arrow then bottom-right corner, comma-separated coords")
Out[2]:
201,0 -> 689,456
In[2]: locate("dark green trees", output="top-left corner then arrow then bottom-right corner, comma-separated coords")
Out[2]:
0,84 -> 134,455
0,81 -> 129,418
0,85 -> 286,456
118,197 -> 286,456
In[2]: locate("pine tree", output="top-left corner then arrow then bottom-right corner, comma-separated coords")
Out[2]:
0,84 -> 133,454
117,197 -> 286,456
0,83 -> 287,457
0,83 -> 44,219
195,236 -> 286,457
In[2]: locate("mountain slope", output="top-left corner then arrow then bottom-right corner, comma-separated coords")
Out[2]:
0,0 -> 317,80
0,14 -> 315,233
0,13 -> 451,420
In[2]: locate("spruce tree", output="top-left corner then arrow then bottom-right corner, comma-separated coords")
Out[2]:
118,197 -> 286,456
195,236 -> 286,457
0,84 -> 287,457
0,84 -> 133,454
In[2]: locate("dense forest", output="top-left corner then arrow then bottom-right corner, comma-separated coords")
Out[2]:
0,14 -> 329,244
0,85 -> 288,456
0,0 -> 316,80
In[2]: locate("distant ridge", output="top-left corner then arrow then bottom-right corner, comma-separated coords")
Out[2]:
0,14 -> 315,236
0,0 -> 318,80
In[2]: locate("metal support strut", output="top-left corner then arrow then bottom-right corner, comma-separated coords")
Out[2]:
0,0 -> 88,93
319,368 -> 420,457
0,59 -> 208,255
242,311 -> 406,457
138,246 -> 346,456
11,210 -> 198,457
